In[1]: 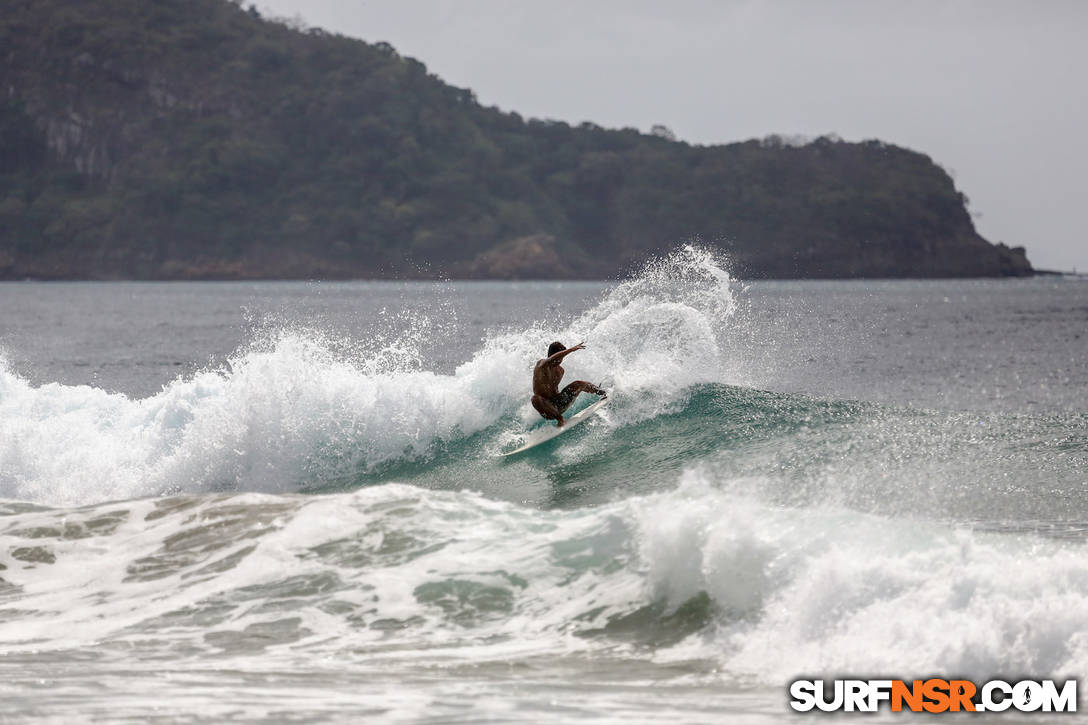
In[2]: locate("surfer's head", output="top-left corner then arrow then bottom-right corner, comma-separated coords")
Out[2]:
548,341 -> 565,356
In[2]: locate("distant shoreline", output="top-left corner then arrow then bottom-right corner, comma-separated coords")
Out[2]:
1,273 -> 1079,284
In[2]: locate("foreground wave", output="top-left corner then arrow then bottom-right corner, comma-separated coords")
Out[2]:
1,477 -> 1086,685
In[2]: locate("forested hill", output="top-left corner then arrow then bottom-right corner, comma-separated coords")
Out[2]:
1,0 -> 1032,280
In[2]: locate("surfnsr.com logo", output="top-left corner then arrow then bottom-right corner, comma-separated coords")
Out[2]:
789,679 -> 1077,713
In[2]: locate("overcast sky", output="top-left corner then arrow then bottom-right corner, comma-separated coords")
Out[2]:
258,0 -> 1086,272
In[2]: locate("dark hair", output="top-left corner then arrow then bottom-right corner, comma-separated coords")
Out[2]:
547,341 -> 565,356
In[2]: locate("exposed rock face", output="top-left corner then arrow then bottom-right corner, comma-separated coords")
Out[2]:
997,245 -> 1033,277
0,0 -> 1034,280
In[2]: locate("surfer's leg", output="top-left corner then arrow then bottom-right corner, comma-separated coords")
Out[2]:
554,381 -> 606,413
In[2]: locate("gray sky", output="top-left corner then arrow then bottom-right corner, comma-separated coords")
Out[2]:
258,0 -> 1087,271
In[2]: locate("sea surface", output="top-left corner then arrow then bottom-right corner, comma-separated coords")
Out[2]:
0,248 -> 1085,723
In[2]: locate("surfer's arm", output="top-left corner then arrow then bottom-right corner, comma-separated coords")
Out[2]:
544,342 -> 585,365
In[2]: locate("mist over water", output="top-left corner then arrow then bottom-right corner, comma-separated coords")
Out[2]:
0,248 -> 1085,722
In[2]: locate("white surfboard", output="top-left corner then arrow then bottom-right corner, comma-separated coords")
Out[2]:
501,398 -> 609,457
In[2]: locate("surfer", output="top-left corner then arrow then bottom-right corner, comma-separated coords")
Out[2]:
531,341 -> 606,427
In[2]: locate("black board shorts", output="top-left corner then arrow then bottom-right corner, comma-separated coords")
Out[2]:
550,384 -> 580,414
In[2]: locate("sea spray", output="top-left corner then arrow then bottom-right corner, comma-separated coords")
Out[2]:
0,247 -> 742,506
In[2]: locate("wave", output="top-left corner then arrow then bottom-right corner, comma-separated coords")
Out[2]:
636,473 -> 1088,681
1,476 -> 1085,683
2,242 -> 1083,522
336,381 -> 1087,525
0,247 -> 743,507
2,354 -> 1084,518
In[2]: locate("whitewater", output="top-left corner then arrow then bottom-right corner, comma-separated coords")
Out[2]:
1,248 -> 1086,722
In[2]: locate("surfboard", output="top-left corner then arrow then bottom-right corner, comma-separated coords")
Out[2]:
501,398 -> 609,457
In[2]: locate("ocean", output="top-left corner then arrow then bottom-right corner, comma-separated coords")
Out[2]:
0,247 -> 1085,722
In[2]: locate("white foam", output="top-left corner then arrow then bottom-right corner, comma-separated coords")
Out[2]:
626,470 -> 1088,682
1,471 -> 1086,685
0,334 -> 504,505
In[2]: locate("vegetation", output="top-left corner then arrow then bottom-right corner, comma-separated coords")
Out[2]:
0,0 -> 1032,279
